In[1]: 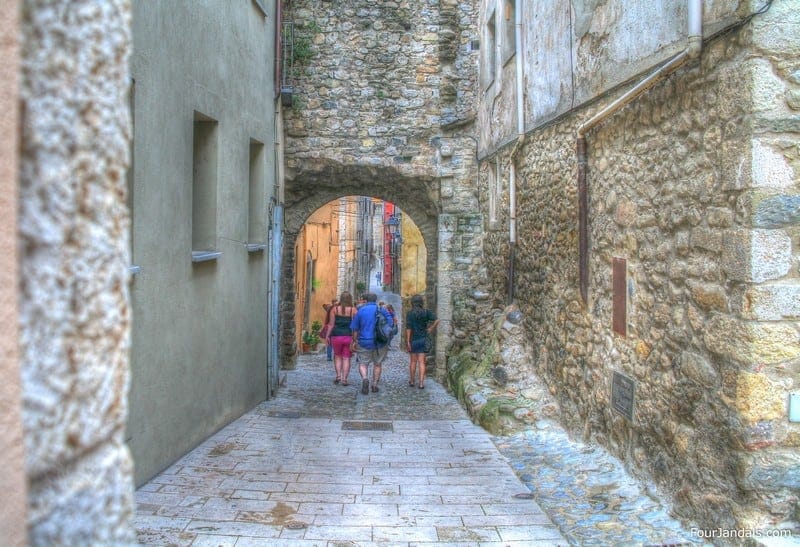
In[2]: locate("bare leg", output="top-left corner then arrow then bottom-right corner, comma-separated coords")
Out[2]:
341,357 -> 351,384
334,355 -> 343,382
409,354 -> 417,385
372,363 -> 382,390
359,362 -> 370,395
418,355 -> 426,388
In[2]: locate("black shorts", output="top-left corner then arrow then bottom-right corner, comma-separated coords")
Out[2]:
410,338 -> 428,354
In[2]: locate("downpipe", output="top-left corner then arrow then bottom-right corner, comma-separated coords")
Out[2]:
507,0 -> 524,305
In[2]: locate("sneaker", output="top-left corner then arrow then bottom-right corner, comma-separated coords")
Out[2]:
361,379 -> 369,395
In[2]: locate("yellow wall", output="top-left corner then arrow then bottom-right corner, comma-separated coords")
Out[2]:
400,215 -> 426,297
294,201 -> 339,350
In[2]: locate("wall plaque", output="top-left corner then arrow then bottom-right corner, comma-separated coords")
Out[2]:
611,371 -> 635,421
612,257 -> 627,336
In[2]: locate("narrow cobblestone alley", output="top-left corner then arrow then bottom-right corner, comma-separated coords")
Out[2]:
135,344 -> 702,546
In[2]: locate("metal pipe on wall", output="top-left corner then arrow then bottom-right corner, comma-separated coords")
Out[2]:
508,0 -> 525,304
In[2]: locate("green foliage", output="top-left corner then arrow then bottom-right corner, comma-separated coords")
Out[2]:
291,20 -> 320,65
292,35 -> 313,64
302,331 -> 320,346
303,320 -> 323,347
291,94 -> 305,112
477,396 -> 519,436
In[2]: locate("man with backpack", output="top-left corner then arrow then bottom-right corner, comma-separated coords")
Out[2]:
350,293 -> 394,395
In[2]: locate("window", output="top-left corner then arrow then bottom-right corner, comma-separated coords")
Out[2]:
502,0 -> 516,65
248,139 -> 266,250
481,10 -> 496,90
488,161 -> 501,229
192,112 -> 219,261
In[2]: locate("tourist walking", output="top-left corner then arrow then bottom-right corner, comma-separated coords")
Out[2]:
405,294 -> 439,388
350,293 -> 394,394
324,292 -> 357,386
322,299 -> 337,362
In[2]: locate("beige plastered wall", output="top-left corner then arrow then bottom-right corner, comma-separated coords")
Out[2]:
128,1 -> 277,485
0,1 -> 28,544
294,203 -> 339,350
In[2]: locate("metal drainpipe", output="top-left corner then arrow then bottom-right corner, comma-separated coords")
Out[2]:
575,0 -> 702,305
508,0 -> 525,305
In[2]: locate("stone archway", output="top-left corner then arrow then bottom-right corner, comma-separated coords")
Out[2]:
279,0 -> 485,379
281,161 -> 440,370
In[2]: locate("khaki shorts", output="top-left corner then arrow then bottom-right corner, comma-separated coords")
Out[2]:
355,344 -> 389,365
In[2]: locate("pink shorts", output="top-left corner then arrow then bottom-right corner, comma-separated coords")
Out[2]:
331,335 -> 353,358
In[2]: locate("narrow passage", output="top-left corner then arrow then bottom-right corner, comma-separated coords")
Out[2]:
135,347 -> 700,545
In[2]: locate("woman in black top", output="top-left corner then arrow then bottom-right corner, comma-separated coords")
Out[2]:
405,294 -> 439,388
324,292 -> 357,385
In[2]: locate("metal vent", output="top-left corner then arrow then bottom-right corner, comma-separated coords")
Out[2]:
268,411 -> 302,418
341,421 -> 393,431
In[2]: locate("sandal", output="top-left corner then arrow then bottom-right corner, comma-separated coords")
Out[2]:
334,378 -> 340,384
371,385 -> 379,393
409,382 -> 415,387
341,381 -> 349,386
419,385 -> 424,389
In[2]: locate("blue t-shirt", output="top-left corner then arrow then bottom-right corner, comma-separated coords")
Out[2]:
350,303 -> 393,349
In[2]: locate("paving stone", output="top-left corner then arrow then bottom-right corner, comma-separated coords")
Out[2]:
135,348 -> 703,545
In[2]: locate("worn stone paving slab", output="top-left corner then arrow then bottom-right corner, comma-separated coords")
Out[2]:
135,349 -> 567,545
136,347 -> 710,546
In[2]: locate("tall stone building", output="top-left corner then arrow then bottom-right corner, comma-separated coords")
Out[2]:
473,0 -> 800,533
283,0 -> 800,533
280,0 -> 482,370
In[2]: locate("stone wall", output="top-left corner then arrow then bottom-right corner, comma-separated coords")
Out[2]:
478,4 -> 800,532
0,1 -> 28,544
281,0 -> 483,374
19,1 -> 135,543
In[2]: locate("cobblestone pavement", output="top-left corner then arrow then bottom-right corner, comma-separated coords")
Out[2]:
135,346 -> 702,546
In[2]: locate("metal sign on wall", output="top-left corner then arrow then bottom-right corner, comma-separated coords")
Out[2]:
611,371 -> 635,421
612,257 -> 627,336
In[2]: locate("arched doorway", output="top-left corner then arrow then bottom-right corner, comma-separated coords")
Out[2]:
289,196 -> 432,360
280,163 -> 441,372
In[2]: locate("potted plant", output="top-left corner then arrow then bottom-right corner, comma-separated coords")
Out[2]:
302,320 -> 322,352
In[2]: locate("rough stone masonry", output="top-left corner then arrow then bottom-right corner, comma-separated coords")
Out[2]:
283,0 -> 800,535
